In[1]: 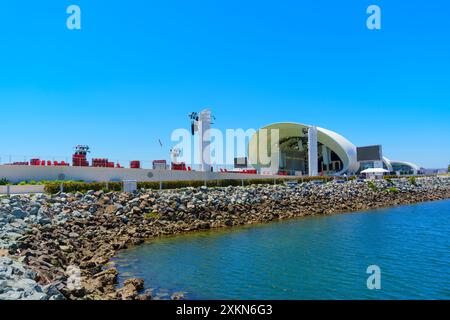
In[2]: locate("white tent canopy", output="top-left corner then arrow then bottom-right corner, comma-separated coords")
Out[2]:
360,168 -> 389,174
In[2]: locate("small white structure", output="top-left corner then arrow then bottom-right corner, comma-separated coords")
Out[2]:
361,168 -> 389,180
308,126 -> 319,176
123,180 -> 137,193
170,148 -> 182,166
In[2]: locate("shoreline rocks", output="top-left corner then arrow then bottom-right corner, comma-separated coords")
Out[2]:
0,176 -> 449,300
0,257 -> 64,300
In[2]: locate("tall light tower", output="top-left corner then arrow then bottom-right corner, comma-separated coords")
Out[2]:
190,109 -> 214,172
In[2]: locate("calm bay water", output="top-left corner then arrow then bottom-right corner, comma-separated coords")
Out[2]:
112,200 -> 450,300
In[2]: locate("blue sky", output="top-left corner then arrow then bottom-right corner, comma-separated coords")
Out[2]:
0,0 -> 449,168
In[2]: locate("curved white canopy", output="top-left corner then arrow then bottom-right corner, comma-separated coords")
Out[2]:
248,122 -> 359,175
248,122 -> 420,176
390,160 -> 421,172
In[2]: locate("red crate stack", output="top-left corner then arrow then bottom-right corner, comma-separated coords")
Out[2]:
171,163 -> 187,171
92,158 -> 109,167
73,154 -> 89,167
130,160 -> 141,169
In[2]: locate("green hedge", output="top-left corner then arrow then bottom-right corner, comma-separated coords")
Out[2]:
1,179 -> 85,186
44,176 -> 338,194
44,182 -> 123,194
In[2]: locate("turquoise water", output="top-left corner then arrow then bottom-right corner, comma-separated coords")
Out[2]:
112,200 -> 450,300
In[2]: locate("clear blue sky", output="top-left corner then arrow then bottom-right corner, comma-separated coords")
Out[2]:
0,0 -> 449,168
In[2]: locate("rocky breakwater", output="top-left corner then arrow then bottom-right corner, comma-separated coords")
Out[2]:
0,196 -> 65,300
0,176 -> 449,300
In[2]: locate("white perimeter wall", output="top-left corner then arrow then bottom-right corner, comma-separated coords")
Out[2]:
0,165 -> 276,184
0,185 -> 45,195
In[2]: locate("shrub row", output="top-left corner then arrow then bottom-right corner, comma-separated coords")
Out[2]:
44,176 -> 337,194
0,179 -> 85,186
44,182 -> 123,194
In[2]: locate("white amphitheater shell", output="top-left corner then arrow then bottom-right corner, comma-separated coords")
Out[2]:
248,122 -> 360,176
248,122 -> 422,176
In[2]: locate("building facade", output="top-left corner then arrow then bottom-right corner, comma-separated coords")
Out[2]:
248,122 -> 420,176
